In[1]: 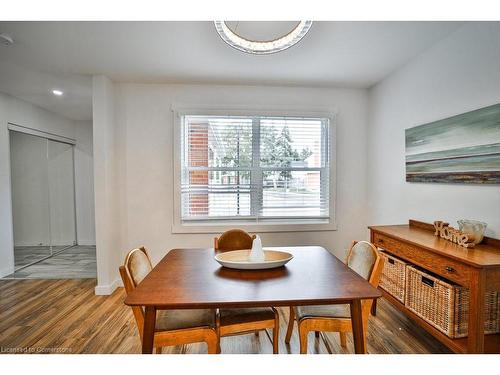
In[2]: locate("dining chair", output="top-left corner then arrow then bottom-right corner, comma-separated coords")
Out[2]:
214,229 -> 280,354
213,228 -> 256,252
119,246 -> 219,354
284,240 -> 384,354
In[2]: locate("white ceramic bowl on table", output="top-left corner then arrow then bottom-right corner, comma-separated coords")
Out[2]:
214,249 -> 293,270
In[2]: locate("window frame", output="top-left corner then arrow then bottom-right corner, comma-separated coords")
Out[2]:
172,106 -> 337,233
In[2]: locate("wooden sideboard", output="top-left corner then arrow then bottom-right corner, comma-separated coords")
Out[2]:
369,220 -> 500,354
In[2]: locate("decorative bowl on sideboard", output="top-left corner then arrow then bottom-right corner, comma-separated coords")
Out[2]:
457,219 -> 487,245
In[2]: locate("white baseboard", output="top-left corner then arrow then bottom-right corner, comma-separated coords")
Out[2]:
0,265 -> 14,278
94,278 -> 123,295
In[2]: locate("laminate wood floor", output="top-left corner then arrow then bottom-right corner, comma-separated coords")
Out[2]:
5,246 -> 97,279
0,279 -> 451,354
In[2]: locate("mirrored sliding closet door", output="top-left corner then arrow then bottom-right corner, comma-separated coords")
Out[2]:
9,129 -> 77,271
47,139 -> 77,252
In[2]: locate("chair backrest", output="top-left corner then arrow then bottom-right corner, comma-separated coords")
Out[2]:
214,229 -> 256,252
346,240 -> 384,323
119,246 -> 153,338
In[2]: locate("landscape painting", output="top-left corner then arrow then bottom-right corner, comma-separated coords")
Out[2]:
405,102 -> 500,184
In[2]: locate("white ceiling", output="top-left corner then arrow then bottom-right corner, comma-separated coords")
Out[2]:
0,61 -> 92,121
0,21 -> 462,121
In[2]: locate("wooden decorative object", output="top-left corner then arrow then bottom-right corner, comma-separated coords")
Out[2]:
433,221 -> 475,248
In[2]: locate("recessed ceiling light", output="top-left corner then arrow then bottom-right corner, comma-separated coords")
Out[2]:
52,89 -> 64,96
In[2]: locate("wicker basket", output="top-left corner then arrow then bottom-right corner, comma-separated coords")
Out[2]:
379,251 -> 406,303
405,265 -> 500,338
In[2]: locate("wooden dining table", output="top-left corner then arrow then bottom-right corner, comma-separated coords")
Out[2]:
124,246 -> 381,354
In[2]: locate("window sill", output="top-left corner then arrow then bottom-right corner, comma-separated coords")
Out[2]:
171,220 -> 337,234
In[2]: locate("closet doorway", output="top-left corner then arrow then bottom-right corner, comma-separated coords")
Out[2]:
9,126 -> 77,272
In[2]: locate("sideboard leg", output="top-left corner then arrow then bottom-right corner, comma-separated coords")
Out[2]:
467,271 -> 486,353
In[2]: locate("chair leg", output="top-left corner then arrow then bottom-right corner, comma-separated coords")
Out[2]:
371,299 -> 377,316
215,309 -> 221,354
206,333 -> 219,354
298,322 -> 309,354
339,332 -> 347,348
363,329 -> 368,353
273,313 -> 279,354
285,307 -> 295,344
155,346 -> 162,354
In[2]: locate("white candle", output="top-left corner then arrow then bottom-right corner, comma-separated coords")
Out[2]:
249,235 -> 265,262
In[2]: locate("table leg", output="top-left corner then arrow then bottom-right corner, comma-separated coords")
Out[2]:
142,306 -> 156,354
467,271 -> 486,353
350,299 -> 366,354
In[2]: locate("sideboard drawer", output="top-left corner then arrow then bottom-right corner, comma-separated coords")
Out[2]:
373,232 -> 473,286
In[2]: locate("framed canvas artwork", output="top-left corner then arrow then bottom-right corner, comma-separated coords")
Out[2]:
405,102 -> 500,184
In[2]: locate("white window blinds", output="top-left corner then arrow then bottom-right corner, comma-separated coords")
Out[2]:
181,115 -> 330,224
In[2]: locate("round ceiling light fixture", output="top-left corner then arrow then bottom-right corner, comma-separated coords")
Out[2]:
214,21 -> 312,55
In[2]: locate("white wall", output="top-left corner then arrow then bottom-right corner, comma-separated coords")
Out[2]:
367,22 -> 500,238
92,76 -> 122,294
0,92 -> 95,276
74,121 -> 96,245
0,95 -> 13,276
92,82 -> 369,292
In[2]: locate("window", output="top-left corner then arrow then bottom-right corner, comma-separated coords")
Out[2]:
176,113 -> 334,231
